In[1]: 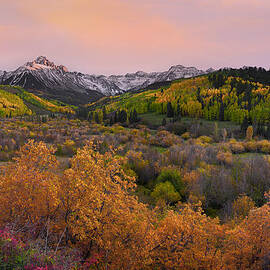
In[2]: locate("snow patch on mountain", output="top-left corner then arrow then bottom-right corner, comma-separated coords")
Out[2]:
25,56 -> 69,73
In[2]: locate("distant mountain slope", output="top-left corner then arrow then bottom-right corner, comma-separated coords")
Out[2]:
0,56 -> 212,105
0,85 -> 74,117
107,65 -> 210,91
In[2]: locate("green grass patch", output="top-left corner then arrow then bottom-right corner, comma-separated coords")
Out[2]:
140,112 -> 170,126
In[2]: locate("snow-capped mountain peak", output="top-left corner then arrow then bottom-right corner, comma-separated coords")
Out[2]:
168,65 -> 185,71
24,56 -> 68,73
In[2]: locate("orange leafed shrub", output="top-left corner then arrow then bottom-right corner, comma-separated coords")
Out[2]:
228,140 -> 245,154
154,130 -> 182,147
257,140 -> 270,154
217,151 -> 233,166
0,140 -> 60,231
243,141 -> 258,152
224,203 -> 270,269
149,206 -> 224,270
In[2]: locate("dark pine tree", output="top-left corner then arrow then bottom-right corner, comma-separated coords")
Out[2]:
241,116 -> 249,132
109,116 -> 114,126
166,102 -> 174,118
147,102 -> 151,112
95,112 -> 100,124
176,103 -> 181,120
267,123 -> 270,139
196,87 -> 204,109
119,110 -> 127,123
76,106 -> 89,119
129,109 -> 139,124
161,103 -> 164,114
219,101 -> 225,121
88,111 -> 93,122
102,106 -> 107,122
114,111 -> 118,123
257,121 -> 264,137
129,111 -> 134,124
162,118 -> 167,126
217,73 -> 225,88
133,109 -> 138,122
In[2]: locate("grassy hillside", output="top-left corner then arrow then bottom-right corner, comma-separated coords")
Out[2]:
0,85 -> 75,116
88,68 -> 270,126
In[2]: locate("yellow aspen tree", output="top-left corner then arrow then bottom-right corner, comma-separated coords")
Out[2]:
246,126 -> 253,141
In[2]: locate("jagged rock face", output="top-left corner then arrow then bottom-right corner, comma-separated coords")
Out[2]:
25,56 -> 69,73
107,65 -> 209,91
0,56 -> 213,105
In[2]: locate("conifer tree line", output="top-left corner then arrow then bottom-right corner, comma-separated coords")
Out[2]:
86,106 -> 139,125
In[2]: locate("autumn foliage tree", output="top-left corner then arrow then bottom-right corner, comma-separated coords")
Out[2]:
59,141 -> 153,268
149,205 -> 224,270
224,199 -> 270,269
246,126 -> 254,141
0,140 -> 60,236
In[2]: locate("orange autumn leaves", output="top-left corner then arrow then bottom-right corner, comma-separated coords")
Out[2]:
0,140 -> 269,269
0,141 -> 60,227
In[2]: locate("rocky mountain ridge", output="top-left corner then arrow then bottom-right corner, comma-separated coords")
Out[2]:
0,56 -> 213,104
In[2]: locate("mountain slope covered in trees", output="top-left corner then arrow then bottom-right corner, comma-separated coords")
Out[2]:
0,85 -> 75,117
88,67 -> 270,128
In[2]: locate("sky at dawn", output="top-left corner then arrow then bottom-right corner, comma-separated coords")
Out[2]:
1,0 -> 270,74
